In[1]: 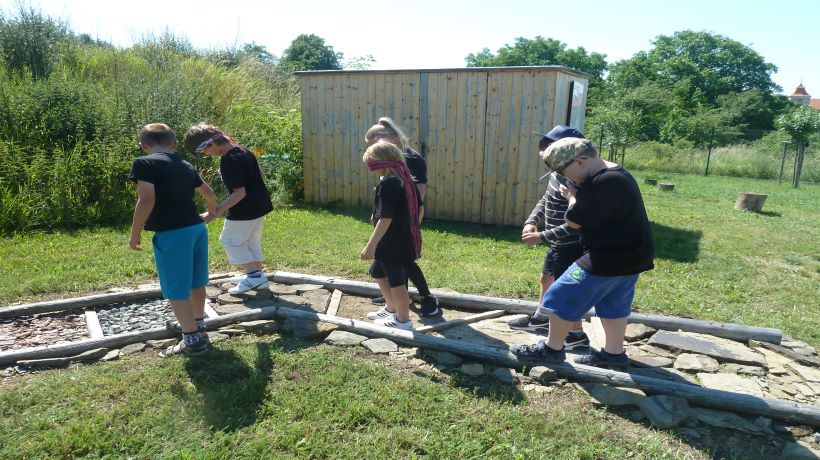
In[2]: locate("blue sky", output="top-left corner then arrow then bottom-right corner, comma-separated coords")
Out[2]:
4,0 -> 818,96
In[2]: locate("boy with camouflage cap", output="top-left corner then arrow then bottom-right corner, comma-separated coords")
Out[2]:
512,137 -> 654,368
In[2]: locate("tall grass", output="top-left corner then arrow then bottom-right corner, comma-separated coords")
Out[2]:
0,8 -> 302,234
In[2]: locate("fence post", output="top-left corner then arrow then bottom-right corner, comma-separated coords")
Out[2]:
598,125 -> 604,151
704,127 -> 716,176
779,141 -> 790,185
793,143 -> 805,188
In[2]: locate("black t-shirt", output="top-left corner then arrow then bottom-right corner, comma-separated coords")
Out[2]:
565,166 -> 655,276
220,147 -> 274,220
403,148 -> 428,185
372,176 -> 420,263
128,152 -> 204,232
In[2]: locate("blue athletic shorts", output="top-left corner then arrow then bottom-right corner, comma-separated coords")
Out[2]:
152,222 -> 209,300
540,262 -> 639,322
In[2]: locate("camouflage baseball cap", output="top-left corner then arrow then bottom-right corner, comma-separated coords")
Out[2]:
540,137 -> 594,173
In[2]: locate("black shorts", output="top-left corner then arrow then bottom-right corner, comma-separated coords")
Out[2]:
369,260 -> 408,288
542,244 -> 584,278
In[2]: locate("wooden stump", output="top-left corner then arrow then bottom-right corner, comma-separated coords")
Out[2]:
644,178 -> 658,185
735,192 -> 767,212
658,183 -> 674,191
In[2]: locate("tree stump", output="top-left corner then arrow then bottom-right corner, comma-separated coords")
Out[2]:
658,183 -> 675,191
644,178 -> 658,185
734,192 -> 767,212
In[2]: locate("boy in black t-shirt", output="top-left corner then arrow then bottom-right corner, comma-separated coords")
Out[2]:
129,123 -> 219,357
512,138 -> 654,368
184,124 -> 274,295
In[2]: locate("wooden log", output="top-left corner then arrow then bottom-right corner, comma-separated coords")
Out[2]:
0,306 -> 280,366
325,290 -> 343,316
644,178 -> 658,185
270,271 -> 782,344
273,306 -> 820,427
84,310 -> 104,339
0,276 -> 230,319
658,183 -> 675,191
415,310 -> 505,333
750,340 -> 820,368
734,192 -> 767,212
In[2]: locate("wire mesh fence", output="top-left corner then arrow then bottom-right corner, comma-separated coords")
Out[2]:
590,125 -> 818,185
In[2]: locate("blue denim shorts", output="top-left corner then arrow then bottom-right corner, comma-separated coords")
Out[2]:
540,262 -> 639,322
152,222 -> 209,300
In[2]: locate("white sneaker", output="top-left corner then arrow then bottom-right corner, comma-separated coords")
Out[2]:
367,306 -> 396,320
373,316 -> 413,330
228,275 -> 269,294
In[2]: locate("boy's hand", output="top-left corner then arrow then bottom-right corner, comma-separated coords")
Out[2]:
559,183 -> 577,200
200,211 -> 216,224
360,244 -> 376,260
521,231 -> 543,246
522,224 -> 537,236
129,232 -> 141,250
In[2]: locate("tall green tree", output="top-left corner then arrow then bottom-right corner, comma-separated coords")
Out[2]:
280,34 -> 343,71
465,36 -> 607,83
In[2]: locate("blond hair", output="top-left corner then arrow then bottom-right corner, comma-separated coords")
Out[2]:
363,140 -> 405,178
364,117 -> 408,151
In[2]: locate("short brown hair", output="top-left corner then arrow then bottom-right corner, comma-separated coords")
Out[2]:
183,123 -> 228,154
139,123 -> 177,148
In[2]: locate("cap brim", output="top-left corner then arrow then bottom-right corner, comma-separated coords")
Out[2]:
532,131 -> 555,140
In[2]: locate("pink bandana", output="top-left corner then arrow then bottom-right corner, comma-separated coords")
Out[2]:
367,160 -> 422,258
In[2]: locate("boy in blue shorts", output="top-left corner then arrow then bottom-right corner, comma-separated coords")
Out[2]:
129,123 -> 219,357
512,137 -> 654,368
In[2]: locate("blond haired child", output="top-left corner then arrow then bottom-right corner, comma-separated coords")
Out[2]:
361,140 -> 422,330
184,124 -> 273,295
364,117 -> 440,317
129,123 -> 218,357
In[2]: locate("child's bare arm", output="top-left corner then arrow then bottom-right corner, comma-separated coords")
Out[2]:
129,181 -> 155,250
361,218 -> 392,260
196,181 -> 219,213
214,187 -> 247,216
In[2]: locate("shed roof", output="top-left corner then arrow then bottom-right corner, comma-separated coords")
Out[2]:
294,65 -> 592,80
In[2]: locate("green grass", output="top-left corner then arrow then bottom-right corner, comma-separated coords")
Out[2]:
0,336 -> 704,459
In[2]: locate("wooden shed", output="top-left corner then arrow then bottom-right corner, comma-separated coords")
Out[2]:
297,66 -> 589,226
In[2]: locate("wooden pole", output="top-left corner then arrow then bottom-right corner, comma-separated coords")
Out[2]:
273,306 -> 820,428
415,310 -> 505,333
271,271 -> 782,344
0,307 -> 280,366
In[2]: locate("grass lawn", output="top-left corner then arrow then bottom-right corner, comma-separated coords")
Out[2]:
0,171 -> 817,459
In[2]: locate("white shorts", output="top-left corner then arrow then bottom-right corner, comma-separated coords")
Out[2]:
219,217 -> 265,265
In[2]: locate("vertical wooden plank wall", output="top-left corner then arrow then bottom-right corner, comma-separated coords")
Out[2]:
300,68 -> 586,226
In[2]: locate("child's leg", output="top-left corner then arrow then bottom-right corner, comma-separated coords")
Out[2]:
389,285 -> 411,323
220,218 -> 258,273
405,261 -> 431,297
169,298 -> 199,333
380,261 -> 410,322
190,286 -> 207,321
247,218 -> 266,273
374,276 -> 395,311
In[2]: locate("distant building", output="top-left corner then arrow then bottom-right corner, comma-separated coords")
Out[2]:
789,84 -> 820,109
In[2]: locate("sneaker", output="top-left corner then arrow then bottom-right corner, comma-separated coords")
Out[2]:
507,313 -> 549,333
371,296 -> 386,306
228,275 -> 269,295
575,349 -> 629,369
564,330 -> 590,351
164,320 -> 206,333
367,306 -> 396,320
158,337 -> 210,358
373,316 -> 414,330
511,340 -> 566,363
418,295 -> 441,317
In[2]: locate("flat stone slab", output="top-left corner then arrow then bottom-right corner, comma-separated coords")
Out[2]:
121,343 -> 147,355
690,407 -> 771,434
281,317 -> 338,339
492,367 -> 518,383
636,395 -> 691,429
721,363 -> 767,376
629,366 -> 699,385
578,383 -> 646,406
781,336 -> 817,356
674,353 -> 720,372
640,344 -> 674,359
206,332 -> 229,343
362,338 -> 398,354
625,323 -> 656,342
697,372 -> 764,397
205,286 -> 222,298
18,348 -> 110,368
217,293 -> 245,304
460,363 -> 484,376
267,283 -> 299,295
787,362 -> 820,383
325,331 -> 367,346
300,290 -> 331,312
428,350 -> 462,367
236,320 -> 280,334
649,330 -> 767,367
214,303 -> 252,315
145,338 -> 177,348
101,349 -> 120,361
626,348 -> 674,368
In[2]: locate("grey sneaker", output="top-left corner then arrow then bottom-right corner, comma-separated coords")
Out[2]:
373,316 -> 414,330
575,349 -> 629,369
371,296 -> 386,306
367,306 -> 396,320
507,314 -> 549,333
564,330 -> 590,351
228,275 -> 269,294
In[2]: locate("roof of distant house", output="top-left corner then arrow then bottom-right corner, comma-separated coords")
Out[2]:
791,84 -> 810,96
811,99 -> 820,110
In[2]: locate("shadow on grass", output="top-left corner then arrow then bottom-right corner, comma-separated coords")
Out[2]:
650,222 -> 702,264
172,341 -> 280,432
